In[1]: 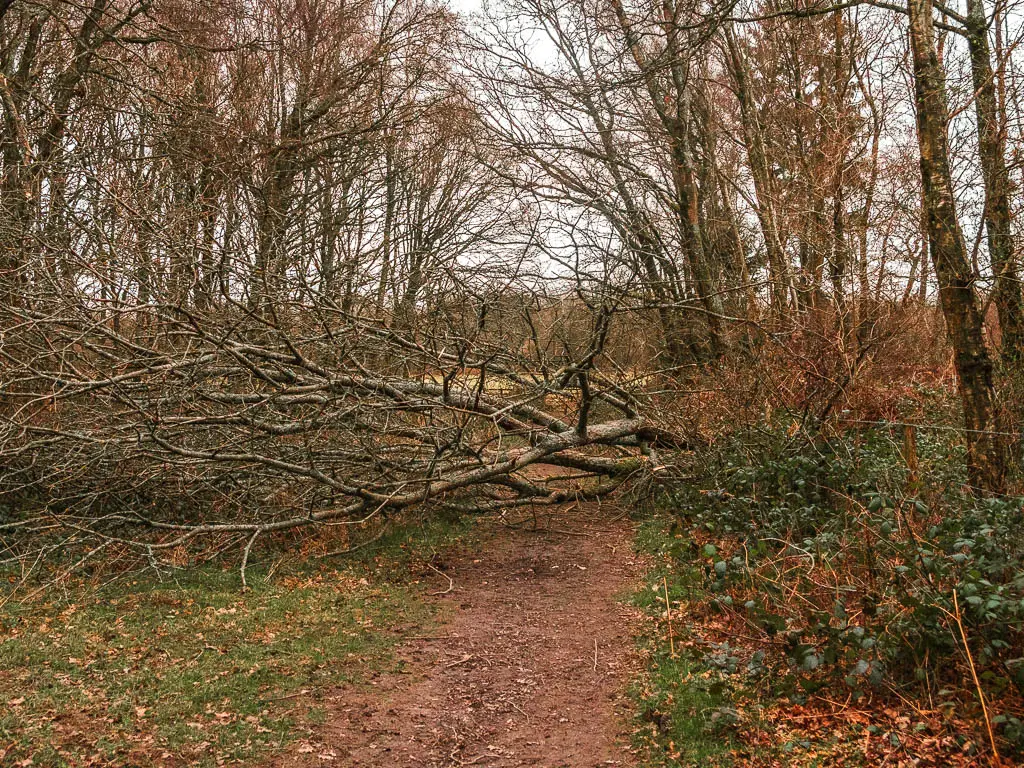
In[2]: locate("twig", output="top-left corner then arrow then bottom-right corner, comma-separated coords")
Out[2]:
458,755 -> 496,766
240,529 -> 260,590
945,591 -> 1001,766
663,576 -> 676,657
426,561 -> 454,596
261,688 -> 312,703
511,700 -> 531,722
532,527 -> 594,537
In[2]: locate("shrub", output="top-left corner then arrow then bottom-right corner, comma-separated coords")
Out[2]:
664,422 -> 1024,750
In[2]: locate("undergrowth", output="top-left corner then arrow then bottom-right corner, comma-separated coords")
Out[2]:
0,512 -> 473,766
634,418 -> 1024,765
630,519 -> 744,767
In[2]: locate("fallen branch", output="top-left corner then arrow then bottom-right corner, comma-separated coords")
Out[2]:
426,561 -> 455,596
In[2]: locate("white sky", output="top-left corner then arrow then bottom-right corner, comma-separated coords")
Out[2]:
448,0 -> 484,18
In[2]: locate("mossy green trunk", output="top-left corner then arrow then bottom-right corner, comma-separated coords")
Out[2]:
908,0 -> 1007,493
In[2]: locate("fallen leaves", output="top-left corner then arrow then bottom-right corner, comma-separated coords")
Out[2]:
0,564 -> 427,766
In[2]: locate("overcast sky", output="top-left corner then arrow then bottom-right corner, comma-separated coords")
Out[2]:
449,0 -> 483,18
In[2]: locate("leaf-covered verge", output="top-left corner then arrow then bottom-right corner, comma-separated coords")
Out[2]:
629,519 -> 742,767
0,513 -> 474,767
631,420 -> 1024,767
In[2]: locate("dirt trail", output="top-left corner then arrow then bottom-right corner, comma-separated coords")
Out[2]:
285,506 -> 644,767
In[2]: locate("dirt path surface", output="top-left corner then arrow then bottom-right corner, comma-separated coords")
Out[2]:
286,507 -> 644,767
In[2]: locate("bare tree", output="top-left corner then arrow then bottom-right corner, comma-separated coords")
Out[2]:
908,0 -> 1007,491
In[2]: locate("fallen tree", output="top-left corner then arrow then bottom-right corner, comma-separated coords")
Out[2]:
0,296 -> 679,585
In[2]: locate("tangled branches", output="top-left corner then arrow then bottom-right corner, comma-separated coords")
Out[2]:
0,295 -> 677,584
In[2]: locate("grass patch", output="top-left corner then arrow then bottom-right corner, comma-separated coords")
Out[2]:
0,511 -> 474,766
630,517 -> 743,767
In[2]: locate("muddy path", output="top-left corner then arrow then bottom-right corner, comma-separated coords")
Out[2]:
283,505 -> 644,767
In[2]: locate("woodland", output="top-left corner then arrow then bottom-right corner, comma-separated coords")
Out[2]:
2,0 -> 1024,763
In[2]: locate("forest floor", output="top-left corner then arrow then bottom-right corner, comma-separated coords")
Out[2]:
10,457 -> 997,766
277,504 -> 645,768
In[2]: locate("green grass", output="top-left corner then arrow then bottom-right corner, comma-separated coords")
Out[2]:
630,517 -> 742,768
0,512 -> 474,766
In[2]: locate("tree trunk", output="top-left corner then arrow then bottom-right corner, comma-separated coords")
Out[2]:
610,0 -> 727,357
908,0 -> 1007,493
965,0 -> 1024,361
724,26 -> 790,319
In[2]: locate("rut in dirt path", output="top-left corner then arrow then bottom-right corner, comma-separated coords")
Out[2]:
286,508 -> 644,768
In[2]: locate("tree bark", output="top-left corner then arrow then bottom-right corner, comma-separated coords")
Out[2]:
724,25 -> 790,319
965,0 -> 1024,362
908,0 -> 1007,493
611,0 -> 727,356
